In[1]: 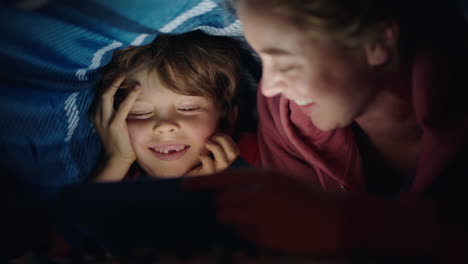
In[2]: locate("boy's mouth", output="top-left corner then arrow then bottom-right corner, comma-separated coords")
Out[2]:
149,144 -> 190,161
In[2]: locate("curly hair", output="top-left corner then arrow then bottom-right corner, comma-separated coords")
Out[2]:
102,30 -> 242,130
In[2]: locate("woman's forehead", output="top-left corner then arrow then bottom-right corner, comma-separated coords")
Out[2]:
242,5 -> 316,40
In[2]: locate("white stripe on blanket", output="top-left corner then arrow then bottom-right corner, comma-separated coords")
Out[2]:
159,0 -> 217,33
75,40 -> 123,81
130,33 -> 149,46
64,92 -> 80,142
196,19 -> 243,36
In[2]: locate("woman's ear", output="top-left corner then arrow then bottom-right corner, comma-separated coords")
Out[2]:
365,22 -> 399,67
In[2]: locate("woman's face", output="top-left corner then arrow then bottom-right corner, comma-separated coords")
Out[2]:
237,2 -> 381,131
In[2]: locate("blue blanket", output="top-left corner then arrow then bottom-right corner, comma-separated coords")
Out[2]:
0,0 -> 245,195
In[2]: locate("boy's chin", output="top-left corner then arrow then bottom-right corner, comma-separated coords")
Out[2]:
146,168 -> 188,179
142,159 -> 201,179
148,174 -> 183,179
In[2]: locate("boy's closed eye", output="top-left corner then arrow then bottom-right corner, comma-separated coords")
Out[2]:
127,112 -> 152,119
177,106 -> 200,112
127,107 -> 202,119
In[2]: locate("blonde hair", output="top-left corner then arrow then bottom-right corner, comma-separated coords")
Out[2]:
232,0 -> 465,51
102,30 -> 242,129
233,0 -> 402,47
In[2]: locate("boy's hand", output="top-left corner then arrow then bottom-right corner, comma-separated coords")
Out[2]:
186,134 -> 240,177
93,75 -> 141,166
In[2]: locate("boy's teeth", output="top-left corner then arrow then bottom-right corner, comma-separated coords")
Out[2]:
154,145 -> 188,154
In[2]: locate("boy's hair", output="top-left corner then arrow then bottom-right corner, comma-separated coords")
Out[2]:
102,30 -> 242,130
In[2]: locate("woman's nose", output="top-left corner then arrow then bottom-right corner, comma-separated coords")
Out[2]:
261,78 -> 287,97
260,68 -> 286,97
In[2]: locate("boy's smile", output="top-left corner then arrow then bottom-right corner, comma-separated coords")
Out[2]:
149,143 -> 190,161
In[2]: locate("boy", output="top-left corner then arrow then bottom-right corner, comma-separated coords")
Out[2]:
92,30 -> 246,181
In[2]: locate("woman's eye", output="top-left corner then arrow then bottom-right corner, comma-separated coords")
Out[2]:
278,66 -> 296,74
178,107 -> 200,112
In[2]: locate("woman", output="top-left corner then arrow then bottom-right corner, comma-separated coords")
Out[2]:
185,0 -> 468,261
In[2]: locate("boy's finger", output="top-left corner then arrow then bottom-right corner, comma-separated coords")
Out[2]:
114,85 -> 142,123
185,165 -> 203,177
206,141 -> 229,169
105,74 -> 126,94
199,155 -> 215,175
212,134 -> 239,162
101,75 -> 126,119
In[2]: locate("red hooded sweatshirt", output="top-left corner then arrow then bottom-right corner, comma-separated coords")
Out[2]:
257,38 -> 468,197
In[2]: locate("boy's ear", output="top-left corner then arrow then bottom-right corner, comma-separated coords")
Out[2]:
225,106 -> 239,134
365,22 -> 399,67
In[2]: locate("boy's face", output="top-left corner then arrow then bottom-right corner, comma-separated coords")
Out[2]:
125,69 -> 220,178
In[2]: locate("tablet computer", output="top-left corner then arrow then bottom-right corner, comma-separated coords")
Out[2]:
54,178 -> 253,259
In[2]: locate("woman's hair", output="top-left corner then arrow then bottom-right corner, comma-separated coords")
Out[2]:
232,0 -> 466,57
102,30 -> 242,130
237,0 -> 399,46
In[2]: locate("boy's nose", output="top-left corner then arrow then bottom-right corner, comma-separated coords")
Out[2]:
154,121 -> 178,134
